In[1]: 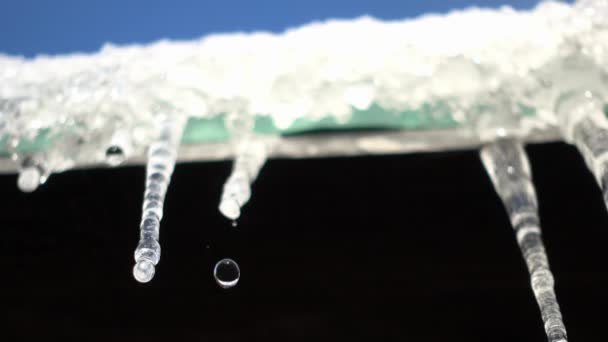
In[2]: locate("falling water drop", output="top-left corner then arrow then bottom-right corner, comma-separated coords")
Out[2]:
231,220 -> 238,227
105,145 -> 126,166
214,258 -> 240,289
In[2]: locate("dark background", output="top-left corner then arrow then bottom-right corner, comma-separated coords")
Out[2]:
1,142 -> 606,341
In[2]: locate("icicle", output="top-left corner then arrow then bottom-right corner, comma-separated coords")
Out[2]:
480,139 -> 568,342
16,155 -> 47,193
556,90 -> 608,212
17,167 -> 41,192
17,163 -> 42,193
219,139 -> 269,220
132,115 -> 186,283
11,126 -> 90,193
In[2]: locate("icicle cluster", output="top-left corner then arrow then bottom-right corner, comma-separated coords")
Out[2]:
2,1 -> 608,339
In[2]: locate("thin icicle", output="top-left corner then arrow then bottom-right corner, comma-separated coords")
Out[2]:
480,139 -> 567,342
219,139 -> 269,220
133,115 -> 186,283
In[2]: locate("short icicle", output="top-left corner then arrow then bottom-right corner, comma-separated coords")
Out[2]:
218,138 -> 270,221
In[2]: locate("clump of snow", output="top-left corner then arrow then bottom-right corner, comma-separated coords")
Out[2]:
0,0 -> 606,164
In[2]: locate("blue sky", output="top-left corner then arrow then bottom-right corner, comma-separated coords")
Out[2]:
0,0 -> 566,57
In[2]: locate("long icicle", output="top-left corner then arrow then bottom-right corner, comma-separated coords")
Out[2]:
132,115 -> 186,283
480,139 -> 567,342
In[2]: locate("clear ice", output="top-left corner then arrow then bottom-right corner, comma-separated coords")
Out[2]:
219,139 -> 269,220
133,115 -> 186,283
481,139 -> 567,342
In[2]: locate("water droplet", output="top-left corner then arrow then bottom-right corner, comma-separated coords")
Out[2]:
219,197 -> 241,220
231,221 -> 237,227
17,166 -> 41,192
105,145 -> 126,166
214,258 -> 240,289
133,259 -> 155,283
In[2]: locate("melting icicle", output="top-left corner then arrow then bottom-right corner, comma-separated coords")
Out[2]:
17,166 -> 41,192
132,115 -> 186,283
219,139 -> 269,220
556,91 -> 608,212
548,55 -> 608,213
17,156 -> 45,193
480,139 -> 568,342
213,258 -> 240,289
